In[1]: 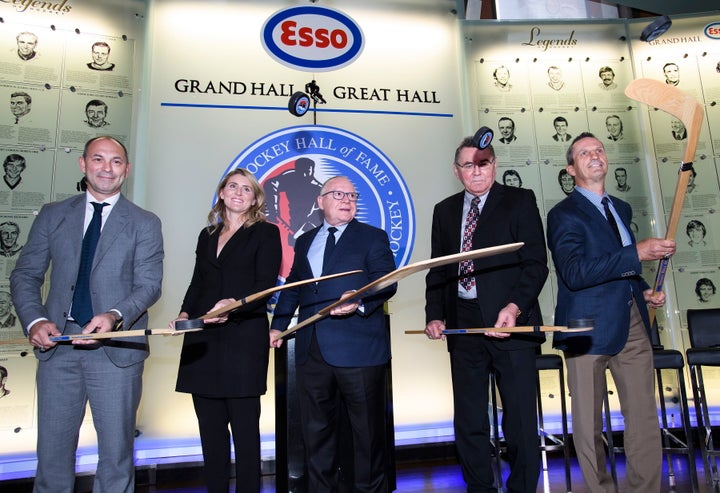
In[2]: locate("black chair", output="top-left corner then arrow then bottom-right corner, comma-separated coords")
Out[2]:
603,318 -> 698,492
489,353 -> 573,493
686,308 -> 720,489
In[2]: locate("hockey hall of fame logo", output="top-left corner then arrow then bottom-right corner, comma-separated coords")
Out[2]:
221,124 -> 415,284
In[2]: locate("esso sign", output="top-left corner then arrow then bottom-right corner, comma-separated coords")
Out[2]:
705,22 -> 720,40
262,6 -> 364,72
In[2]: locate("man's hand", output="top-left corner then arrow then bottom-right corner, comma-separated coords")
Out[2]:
269,329 -> 283,348
644,288 -> 666,309
29,320 -> 60,351
74,312 -> 118,345
486,303 -> 520,338
329,291 -> 359,316
637,238 -> 676,262
425,320 -> 446,341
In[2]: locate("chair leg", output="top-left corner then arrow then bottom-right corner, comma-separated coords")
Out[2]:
656,369 -> 678,489
676,367 -> 699,492
558,365 -> 572,492
603,386 -> 619,490
691,364 -> 720,488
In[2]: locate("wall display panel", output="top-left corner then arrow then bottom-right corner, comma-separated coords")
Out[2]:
475,59 -> 532,109
646,105 -> 713,162
57,88 -> 132,149
699,51 -> 720,103
581,58 -> 635,108
0,24 -> 63,87
673,210 -> 720,268
64,34 -> 134,94
483,108 -> 538,162
0,146 -> 53,211
0,281 -> 25,349
0,353 -> 37,430
0,82 -> 59,147
706,99 -> 720,157
529,59 -> 586,108
534,108 -> 589,164
0,213 -> 33,279
586,106 -> 643,160
657,155 -> 718,211
52,147 -> 85,202
605,161 -> 651,213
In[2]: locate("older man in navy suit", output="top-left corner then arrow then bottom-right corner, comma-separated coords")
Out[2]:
270,175 -> 396,493
11,136 -> 164,493
547,132 -> 675,492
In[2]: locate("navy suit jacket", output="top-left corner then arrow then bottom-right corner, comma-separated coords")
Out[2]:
425,182 -> 548,351
270,218 -> 397,367
547,190 -> 651,355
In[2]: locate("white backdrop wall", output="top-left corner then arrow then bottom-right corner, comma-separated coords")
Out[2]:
2,0 -> 720,478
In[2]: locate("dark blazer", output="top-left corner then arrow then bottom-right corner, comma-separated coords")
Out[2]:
425,182 -> 548,350
10,193 -> 163,365
175,221 -> 281,398
270,219 -> 397,367
547,190 -> 651,355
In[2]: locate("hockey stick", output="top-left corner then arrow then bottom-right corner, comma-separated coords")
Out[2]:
404,318 -> 594,335
273,242 -> 524,340
0,270 -> 363,345
624,78 -> 704,323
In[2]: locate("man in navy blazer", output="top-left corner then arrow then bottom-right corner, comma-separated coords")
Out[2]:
270,175 -> 396,493
425,137 -> 548,493
11,136 -> 164,493
547,132 -> 675,492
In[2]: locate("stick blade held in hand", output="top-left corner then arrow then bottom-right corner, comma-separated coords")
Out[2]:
275,242 -> 525,340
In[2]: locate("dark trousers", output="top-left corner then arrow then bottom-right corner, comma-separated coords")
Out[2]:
296,333 -> 388,493
450,299 -> 540,493
192,394 -> 262,493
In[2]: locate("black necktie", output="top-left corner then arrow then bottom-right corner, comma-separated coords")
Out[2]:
602,197 -> 623,246
322,227 -> 337,275
72,202 -> 108,325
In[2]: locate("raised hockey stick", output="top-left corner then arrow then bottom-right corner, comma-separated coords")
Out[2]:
273,242 -> 524,340
624,78 -> 704,323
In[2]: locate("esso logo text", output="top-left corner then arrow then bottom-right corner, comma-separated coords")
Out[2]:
705,22 -> 720,39
262,6 -> 364,72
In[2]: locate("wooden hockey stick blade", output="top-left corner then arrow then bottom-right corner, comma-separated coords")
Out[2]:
2,271 -> 365,345
274,242 -> 525,340
625,78 -> 705,324
201,269 -> 363,319
405,319 -> 594,335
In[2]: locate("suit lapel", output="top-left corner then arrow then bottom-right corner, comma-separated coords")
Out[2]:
92,195 -> 128,268
570,191 -> 621,243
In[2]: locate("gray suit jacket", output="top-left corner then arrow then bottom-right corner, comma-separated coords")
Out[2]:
10,193 -> 164,366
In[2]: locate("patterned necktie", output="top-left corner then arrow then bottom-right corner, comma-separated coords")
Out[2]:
322,227 -> 337,275
602,197 -> 623,246
71,202 -> 108,326
459,197 -> 480,291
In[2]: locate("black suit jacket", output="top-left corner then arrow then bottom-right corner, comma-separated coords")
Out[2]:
175,221 -> 282,397
425,182 -> 548,350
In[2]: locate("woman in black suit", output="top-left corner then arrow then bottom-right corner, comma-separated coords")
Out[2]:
173,168 -> 282,493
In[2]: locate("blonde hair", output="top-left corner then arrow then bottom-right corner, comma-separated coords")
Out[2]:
207,169 -> 266,234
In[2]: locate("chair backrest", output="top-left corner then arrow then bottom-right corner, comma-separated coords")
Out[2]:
686,308 -> 720,348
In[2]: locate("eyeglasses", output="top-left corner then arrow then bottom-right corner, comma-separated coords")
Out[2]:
455,159 -> 495,171
322,190 -> 360,202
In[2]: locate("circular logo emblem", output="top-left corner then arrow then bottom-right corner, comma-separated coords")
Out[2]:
705,22 -> 720,40
222,125 -> 415,280
261,6 -> 364,72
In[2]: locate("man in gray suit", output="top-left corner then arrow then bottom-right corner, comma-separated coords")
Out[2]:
10,136 -> 164,493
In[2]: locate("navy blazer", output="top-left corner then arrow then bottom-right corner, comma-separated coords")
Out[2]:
547,190 -> 651,355
270,219 -> 397,367
425,182 -> 548,350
